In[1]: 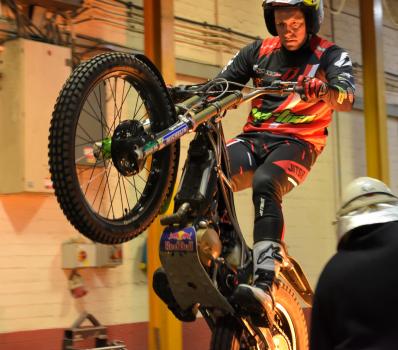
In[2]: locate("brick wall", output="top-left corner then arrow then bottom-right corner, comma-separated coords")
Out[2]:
0,194 -> 149,333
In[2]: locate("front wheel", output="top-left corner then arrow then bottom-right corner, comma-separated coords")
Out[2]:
49,52 -> 179,244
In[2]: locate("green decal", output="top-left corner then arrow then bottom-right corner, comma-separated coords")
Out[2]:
275,110 -> 291,123
252,108 -> 316,125
298,115 -> 316,123
252,108 -> 272,122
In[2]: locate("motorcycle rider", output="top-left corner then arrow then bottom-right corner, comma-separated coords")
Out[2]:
154,0 -> 355,324
310,177 -> 398,349
216,0 -> 355,323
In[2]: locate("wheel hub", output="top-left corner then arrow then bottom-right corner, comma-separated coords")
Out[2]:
111,119 -> 147,176
273,334 -> 291,350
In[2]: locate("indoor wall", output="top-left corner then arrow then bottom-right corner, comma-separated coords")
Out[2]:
0,0 -> 397,349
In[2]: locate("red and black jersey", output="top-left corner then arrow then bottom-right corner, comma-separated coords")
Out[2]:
218,35 -> 355,152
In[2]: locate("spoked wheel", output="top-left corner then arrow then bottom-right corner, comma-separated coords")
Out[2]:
272,281 -> 309,350
210,316 -> 253,350
210,281 -> 308,350
49,52 -> 179,243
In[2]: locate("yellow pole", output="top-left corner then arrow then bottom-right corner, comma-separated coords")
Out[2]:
359,0 -> 390,184
144,1 -> 182,350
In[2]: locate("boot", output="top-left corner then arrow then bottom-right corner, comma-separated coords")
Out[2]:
230,240 -> 284,326
152,267 -> 198,322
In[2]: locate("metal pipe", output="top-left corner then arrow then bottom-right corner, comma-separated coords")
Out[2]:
359,0 -> 390,183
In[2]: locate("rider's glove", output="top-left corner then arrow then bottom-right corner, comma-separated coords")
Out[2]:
297,75 -> 329,102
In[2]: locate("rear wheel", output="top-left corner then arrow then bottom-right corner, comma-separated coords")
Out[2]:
210,317 -> 247,350
49,52 -> 179,243
210,281 -> 308,350
272,281 -> 309,350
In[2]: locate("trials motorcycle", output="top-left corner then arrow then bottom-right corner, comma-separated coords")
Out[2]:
49,52 -> 313,350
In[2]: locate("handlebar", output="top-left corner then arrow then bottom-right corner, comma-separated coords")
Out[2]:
137,79 -> 303,161
241,80 -> 303,103
170,79 -> 303,103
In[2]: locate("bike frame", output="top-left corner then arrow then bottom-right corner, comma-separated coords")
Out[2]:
137,85 -> 298,268
154,83 -> 313,347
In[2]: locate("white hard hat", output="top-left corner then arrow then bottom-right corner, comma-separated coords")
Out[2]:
338,177 -> 398,216
335,177 -> 398,243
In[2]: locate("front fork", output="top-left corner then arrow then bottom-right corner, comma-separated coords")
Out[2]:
161,130 -> 218,225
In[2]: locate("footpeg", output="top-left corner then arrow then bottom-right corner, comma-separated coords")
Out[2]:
160,202 -> 190,225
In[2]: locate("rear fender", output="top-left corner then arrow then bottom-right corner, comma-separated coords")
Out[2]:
281,255 -> 313,307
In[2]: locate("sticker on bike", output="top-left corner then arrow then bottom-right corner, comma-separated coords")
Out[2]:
160,226 -> 197,253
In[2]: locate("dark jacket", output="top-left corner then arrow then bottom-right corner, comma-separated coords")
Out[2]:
310,221 -> 398,350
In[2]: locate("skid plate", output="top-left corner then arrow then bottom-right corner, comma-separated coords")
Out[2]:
159,226 -> 234,313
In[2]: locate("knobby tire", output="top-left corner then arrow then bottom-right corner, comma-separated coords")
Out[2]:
48,52 -> 178,244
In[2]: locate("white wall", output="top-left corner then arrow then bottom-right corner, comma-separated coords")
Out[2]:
0,194 -> 148,332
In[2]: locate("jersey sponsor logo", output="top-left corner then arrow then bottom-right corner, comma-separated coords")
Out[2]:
253,65 -> 282,77
334,52 -> 352,68
335,85 -> 348,104
273,160 -> 309,183
251,108 -> 316,124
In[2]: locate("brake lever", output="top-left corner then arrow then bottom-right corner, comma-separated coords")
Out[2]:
268,80 -> 303,95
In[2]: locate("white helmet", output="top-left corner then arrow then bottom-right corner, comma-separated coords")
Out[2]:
263,0 -> 324,36
336,177 -> 398,243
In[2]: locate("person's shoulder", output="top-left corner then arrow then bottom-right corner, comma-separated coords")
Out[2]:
257,36 -> 281,57
314,35 -> 350,53
247,38 -> 264,50
238,38 -> 276,59
309,34 -> 338,59
260,36 -> 281,48
311,35 -> 352,67
310,34 -> 336,48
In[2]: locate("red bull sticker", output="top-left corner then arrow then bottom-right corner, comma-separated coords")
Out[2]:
160,226 -> 196,253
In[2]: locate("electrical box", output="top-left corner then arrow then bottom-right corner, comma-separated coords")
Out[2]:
0,39 -> 71,193
62,241 -> 123,269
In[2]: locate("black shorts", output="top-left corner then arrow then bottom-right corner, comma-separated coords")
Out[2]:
227,131 -> 318,193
